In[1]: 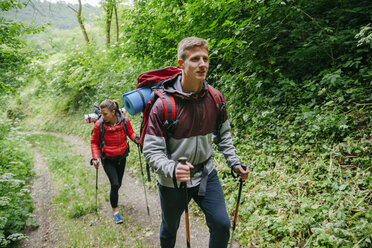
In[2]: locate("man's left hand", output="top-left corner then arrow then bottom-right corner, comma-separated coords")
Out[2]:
233,165 -> 249,181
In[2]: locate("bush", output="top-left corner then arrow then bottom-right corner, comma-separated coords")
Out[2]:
0,118 -> 35,247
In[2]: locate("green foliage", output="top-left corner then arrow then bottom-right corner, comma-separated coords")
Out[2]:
0,0 -> 42,105
217,137 -> 371,247
27,25 -> 106,53
0,118 -> 35,247
19,41 -> 145,112
0,0 -> 100,30
119,0 -> 371,146
0,0 -> 25,11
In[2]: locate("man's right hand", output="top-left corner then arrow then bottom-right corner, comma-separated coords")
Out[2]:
233,164 -> 249,181
175,161 -> 194,182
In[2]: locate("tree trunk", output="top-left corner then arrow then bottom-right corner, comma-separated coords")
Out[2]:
77,0 -> 89,43
114,3 -> 119,42
105,1 -> 114,47
68,0 -> 89,43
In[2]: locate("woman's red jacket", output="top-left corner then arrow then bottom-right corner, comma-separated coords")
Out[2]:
91,116 -> 136,159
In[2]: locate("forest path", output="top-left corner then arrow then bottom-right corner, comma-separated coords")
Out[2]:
20,132 -> 241,248
19,145 -> 62,248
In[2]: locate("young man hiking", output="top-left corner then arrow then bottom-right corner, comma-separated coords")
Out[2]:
143,37 -> 249,248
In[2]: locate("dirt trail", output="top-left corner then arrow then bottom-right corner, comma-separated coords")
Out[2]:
19,147 -> 62,248
21,132 -> 243,248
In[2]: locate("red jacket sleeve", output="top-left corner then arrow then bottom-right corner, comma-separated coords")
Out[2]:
125,116 -> 137,142
91,121 -> 101,159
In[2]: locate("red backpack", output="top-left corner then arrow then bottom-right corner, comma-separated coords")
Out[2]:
136,66 -> 182,145
134,66 -> 224,181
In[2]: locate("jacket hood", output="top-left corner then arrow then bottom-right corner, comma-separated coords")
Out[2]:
116,111 -> 125,124
162,74 -> 209,101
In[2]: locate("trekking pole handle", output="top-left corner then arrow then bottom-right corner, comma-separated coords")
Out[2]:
178,157 -> 189,187
90,158 -> 100,168
231,163 -> 247,179
178,157 -> 188,188
178,157 -> 187,165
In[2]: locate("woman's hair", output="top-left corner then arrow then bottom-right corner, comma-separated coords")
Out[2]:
177,37 -> 208,60
99,99 -> 119,112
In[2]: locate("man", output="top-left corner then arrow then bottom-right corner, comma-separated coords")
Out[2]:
143,37 -> 249,248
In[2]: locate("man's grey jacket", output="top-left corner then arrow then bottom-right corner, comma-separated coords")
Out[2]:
143,74 -> 240,188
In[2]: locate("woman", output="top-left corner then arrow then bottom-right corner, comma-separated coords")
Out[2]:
91,99 -> 139,224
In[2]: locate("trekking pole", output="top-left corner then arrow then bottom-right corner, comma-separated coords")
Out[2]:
229,164 -> 247,248
178,157 -> 191,248
95,167 -> 98,213
90,159 -> 99,213
137,143 -> 150,216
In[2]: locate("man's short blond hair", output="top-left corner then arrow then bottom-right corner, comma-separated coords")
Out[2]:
177,37 -> 208,60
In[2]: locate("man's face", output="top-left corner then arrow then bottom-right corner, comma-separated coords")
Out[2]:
178,46 -> 209,85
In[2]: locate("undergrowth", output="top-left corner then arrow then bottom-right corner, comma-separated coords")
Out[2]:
0,119 -> 35,247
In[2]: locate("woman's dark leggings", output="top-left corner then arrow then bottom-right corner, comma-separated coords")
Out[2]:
102,156 -> 126,209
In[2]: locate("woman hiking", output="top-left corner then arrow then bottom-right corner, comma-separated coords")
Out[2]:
91,99 -> 140,223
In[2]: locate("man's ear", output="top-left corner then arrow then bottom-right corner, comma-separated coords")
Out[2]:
178,59 -> 184,69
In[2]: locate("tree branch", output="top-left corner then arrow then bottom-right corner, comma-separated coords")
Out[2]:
67,5 -> 77,13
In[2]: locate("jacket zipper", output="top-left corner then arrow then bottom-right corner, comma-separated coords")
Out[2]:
118,126 -> 121,155
194,98 -> 201,164
190,98 -> 201,186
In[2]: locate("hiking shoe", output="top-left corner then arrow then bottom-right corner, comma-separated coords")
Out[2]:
113,212 -> 123,224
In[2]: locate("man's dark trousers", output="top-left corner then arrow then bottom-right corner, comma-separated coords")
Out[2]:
158,169 -> 230,248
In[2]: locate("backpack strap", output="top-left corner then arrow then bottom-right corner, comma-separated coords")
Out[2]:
154,90 -> 179,135
158,91 -> 181,189
120,112 -> 129,153
208,85 -> 223,111
99,117 -> 106,147
120,111 -> 128,137
98,117 -> 106,159
162,94 -> 177,124
208,85 -> 225,141
156,90 -> 180,186
135,89 -> 146,111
